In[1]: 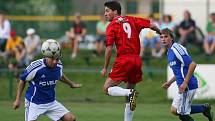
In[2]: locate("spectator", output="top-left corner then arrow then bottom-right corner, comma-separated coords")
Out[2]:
203,13 -> 215,56
149,14 -> 160,28
66,13 -> 87,59
178,10 -> 196,45
140,14 -> 164,58
139,28 -> 165,58
24,28 -> 41,62
0,11 -> 11,52
95,15 -> 109,56
8,42 -> 28,71
5,30 -> 23,70
5,30 -> 23,57
160,14 -> 176,31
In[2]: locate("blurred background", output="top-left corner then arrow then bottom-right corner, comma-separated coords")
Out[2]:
0,0 -> 215,121
1,0 -> 214,38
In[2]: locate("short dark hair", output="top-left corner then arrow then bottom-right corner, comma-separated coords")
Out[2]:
161,28 -> 175,42
104,1 -> 121,15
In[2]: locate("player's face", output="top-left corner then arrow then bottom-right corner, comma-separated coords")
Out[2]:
46,57 -> 59,68
160,34 -> 173,48
104,7 -> 115,21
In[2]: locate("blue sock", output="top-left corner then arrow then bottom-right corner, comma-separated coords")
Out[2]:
190,104 -> 204,114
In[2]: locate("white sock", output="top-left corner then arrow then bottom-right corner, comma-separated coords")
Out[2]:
124,103 -> 134,121
107,86 -> 131,96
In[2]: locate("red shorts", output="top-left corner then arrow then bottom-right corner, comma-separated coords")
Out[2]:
109,55 -> 142,84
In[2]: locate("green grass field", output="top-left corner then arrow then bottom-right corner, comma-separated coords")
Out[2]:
0,48 -> 215,121
1,101 -> 214,121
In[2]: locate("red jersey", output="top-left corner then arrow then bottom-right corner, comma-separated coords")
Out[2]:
106,16 -> 150,57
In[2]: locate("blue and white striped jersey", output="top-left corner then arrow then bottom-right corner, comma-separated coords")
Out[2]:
20,59 -> 63,104
167,43 -> 198,90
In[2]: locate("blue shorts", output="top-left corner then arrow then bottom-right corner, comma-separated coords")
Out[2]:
96,35 -> 106,42
205,35 -> 215,43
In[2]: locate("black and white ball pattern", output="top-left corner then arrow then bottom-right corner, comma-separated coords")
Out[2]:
41,39 -> 61,58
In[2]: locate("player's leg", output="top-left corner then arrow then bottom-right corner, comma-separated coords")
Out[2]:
202,103 -> 213,121
170,106 -> 178,115
171,105 -> 194,121
188,90 -> 213,121
71,35 -> 80,59
171,90 -> 195,121
25,99 -> 46,121
103,77 -> 131,96
95,39 -> 100,55
179,115 -> 194,121
170,106 -> 195,121
70,38 -> 75,59
210,38 -> 215,54
99,39 -> 105,55
103,56 -> 133,96
203,36 -> 211,54
126,55 -> 142,112
46,101 -> 75,121
124,83 -> 137,121
61,112 -> 76,121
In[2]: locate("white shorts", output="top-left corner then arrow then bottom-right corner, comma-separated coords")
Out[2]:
172,89 -> 196,115
25,99 -> 70,121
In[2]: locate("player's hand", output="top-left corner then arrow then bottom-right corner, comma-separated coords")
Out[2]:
71,83 -> 82,88
100,68 -> 107,77
161,82 -> 171,89
13,99 -> 21,110
179,82 -> 187,94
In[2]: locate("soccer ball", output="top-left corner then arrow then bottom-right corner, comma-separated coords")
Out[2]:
41,39 -> 61,58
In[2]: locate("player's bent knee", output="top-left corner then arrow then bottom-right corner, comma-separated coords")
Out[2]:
170,107 -> 178,116
62,113 -> 76,121
102,86 -> 109,95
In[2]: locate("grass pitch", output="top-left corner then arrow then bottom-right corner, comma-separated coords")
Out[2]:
1,101 -> 214,121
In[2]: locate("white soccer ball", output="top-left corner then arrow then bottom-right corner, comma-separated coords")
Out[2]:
41,39 -> 61,58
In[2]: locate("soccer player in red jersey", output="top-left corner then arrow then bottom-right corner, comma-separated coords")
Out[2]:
100,1 -> 161,121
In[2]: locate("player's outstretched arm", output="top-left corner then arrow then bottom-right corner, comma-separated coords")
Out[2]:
150,23 -> 161,35
60,73 -> 82,88
13,80 -> 26,110
161,76 -> 176,89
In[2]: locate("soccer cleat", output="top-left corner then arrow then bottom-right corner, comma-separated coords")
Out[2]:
129,89 -> 139,111
203,103 -> 213,121
179,115 -> 194,121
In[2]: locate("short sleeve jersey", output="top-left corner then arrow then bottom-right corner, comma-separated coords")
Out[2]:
179,19 -> 196,30
206,21 -> 215,33
72,22 -> 86,34
20,59 -> 63,104
106,16 -> 150,57
96,21 -> 109,33
6,36 -> 23,51
167,43 -> 198,90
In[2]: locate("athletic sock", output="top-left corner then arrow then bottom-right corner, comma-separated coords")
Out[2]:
124,103 -> 134,121
107,86 -> 131,96
190,104 -> 204,114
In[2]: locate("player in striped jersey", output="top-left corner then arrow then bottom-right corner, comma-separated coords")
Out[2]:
13,40 -> 82,121
160,28 -> 213,121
